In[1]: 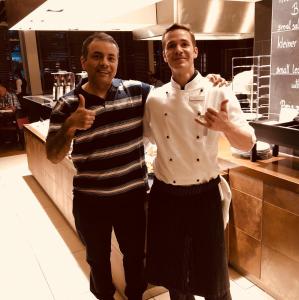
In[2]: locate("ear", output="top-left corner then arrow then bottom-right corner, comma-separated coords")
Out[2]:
80,56 -> 86,70
162,50 -> 168,63
194,46 -> 199,59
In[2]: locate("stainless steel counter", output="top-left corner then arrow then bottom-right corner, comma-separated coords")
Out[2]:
23,94 -> 56,108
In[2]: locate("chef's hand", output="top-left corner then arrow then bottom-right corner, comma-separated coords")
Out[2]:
67,94 -> 96,131
195,100 -> 230,132
206,73 -> 228,87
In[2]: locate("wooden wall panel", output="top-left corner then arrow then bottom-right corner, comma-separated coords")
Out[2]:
229,167 -> 263,199
264,181 -> 299,216
261,245 -> 299,300
230,188 -> 262,240
263,202 -> 299,263
229,225 -> 261,278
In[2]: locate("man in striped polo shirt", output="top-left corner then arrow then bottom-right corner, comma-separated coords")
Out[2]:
46,32 -> 151,300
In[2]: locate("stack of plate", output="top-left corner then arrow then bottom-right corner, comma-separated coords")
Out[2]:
231,141 -> 271,160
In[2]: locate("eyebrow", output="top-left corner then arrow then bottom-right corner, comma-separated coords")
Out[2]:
166,39 -> 191,45
91,51 -> 117,57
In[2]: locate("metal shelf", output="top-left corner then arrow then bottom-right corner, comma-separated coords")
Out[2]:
232,55 -> 271,120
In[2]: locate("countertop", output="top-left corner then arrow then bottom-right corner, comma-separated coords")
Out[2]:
24,121 -> 299,185
219,137 -> 299,185
23,95 -> 56,108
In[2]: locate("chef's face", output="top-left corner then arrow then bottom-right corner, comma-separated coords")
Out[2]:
162,29 -> 198,74
81,39 -> 119,87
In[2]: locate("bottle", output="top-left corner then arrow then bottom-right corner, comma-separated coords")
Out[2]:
53,83 -> 58,101
65,74 -> 71,94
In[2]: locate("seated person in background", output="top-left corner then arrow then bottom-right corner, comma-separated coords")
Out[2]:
0,82 -> 27,147
0,82 -> 21,114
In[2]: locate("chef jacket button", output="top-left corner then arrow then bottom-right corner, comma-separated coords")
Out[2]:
198,112 -> 201,116
196,179 -> 200,182
164,113 -> 168,116
169,158 -> 173,161
173,180 -> 176,184
200,88 -> 203,92
196,158 -> 200,162
166,135 -> 170,139
196,135 -> 200,139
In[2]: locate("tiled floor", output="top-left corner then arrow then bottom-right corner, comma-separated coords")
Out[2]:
0,147 -> 275,300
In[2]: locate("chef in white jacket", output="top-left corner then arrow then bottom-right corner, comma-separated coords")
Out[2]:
143,23 -> 256,300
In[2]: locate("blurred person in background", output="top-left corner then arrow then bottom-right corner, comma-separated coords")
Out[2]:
0,81 -> 21,115
14,68 -> 28,100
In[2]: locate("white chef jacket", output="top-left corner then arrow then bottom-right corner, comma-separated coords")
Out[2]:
143,72 -> 255,186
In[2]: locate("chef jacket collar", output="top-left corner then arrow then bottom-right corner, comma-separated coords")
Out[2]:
170,71 -> 204,91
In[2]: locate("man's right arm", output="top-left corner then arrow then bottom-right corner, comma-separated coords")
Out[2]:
46,94 -> 96,164
46,117 -> 76,164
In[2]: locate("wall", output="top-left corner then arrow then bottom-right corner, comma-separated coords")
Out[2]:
36,31 -> 150,94
254,0 -> 272,56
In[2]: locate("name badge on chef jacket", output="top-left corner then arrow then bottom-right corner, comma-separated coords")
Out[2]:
188,88 -> 205,103
189,89 -> 208,136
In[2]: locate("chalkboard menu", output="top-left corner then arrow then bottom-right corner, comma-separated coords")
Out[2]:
270,0 -> 299,119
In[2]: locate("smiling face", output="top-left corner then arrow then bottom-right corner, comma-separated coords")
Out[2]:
162,29 -> 198,75
80,39 -> 119,88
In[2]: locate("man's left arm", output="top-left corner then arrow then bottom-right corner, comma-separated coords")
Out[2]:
196,99 -> 255,152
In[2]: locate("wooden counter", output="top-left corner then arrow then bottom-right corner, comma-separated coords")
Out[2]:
219,137 -> 299,185
23,122 -> 130,298
219,138 -> 299,300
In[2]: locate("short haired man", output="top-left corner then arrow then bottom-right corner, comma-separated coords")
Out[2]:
144,24 -> 256,300
46,32 -> 151,300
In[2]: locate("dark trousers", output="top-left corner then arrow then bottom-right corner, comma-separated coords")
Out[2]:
169,289 -> 232,300
73,189 -> 147,300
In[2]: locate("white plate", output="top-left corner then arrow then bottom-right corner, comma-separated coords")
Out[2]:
244,112 -> 262,120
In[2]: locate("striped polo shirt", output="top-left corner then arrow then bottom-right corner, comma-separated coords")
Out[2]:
47,78 -> 152,197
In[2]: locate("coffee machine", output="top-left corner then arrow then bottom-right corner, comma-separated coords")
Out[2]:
51,71 -> 75,100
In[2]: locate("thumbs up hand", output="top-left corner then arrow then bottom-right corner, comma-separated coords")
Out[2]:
68,94 -> 96,131
195,99 -> 230,132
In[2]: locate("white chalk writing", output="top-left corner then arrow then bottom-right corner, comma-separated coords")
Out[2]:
291,78 -> 299,88
277,17 -> 299,31
276,64 -> 290,74
277,35 -> 297,48
275,64 -> 299,75
293,64 -> 299,74
291,2 -> 299,16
